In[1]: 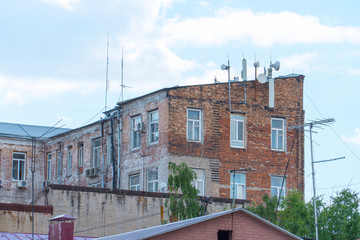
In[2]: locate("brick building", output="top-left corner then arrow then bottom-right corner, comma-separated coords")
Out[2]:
97,208 -> 303,240
0,74 -> 304,206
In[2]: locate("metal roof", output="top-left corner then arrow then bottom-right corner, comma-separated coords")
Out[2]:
0,232 -> 94,240
97,208 -> 303,240
278,74 -> 304,78
0,122 -> 71,140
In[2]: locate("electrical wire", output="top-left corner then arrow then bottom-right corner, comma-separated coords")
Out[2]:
304,90 -> 360,161
81,107 -> 106,127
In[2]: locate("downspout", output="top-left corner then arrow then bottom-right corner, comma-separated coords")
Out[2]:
101,121 -> 105,188
110,114 -> 116,190
117,109 -> 122,188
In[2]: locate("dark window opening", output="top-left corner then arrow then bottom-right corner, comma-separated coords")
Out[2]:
218,230 -> 232,240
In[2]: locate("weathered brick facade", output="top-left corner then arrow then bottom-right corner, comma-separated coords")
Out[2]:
0,75 -> 304,207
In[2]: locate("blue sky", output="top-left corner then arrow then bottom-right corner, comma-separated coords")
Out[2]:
1,0 -> 360,203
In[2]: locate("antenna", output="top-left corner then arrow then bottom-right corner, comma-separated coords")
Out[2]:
105,32 -> 109,111
241,58 -> 247,81
121,46 -> 124,102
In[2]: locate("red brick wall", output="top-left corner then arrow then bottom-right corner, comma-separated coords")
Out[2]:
167,77 -> 305,203
147,210 -> 299,240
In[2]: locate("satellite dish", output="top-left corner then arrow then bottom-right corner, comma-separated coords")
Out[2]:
258,73 -> 267,84
270,61 -> 280,71
253,61 -> 260,68
221,64 -> 227,70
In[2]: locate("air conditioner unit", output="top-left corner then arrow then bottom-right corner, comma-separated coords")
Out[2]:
135,122 -> 143,132
85,168 -> 91,177
90,167 -> 99,177
86,167 -> 99,178
17,180 -> 27,188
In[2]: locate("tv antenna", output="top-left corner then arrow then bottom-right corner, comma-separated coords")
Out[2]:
119,46 -> 132,102
288,118 -> 335,240
105,32 -> 110,111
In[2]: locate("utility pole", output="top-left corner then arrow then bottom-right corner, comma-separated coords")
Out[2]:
289,118 -> 335,240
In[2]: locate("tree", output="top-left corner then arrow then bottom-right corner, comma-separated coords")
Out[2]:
247,189 -> 360,239
165,162 -> 204,221
319,189 -> 360,240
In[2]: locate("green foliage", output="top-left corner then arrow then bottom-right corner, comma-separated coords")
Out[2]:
165,162 -> 204,221
247,189 -> 360,239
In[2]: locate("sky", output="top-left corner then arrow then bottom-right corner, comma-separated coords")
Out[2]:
1,0 -> 360,203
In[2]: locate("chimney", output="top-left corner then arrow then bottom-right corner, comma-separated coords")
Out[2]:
49,214 -> 76,240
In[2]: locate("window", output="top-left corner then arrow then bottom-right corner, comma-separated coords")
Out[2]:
78,143 -> 84,167
131,115 -> 141,148
47,153 -> 52,180
271,176 -> 286,198
57,150 -> 62,178
187,109 -> 202,142
147,168 -> 158,192
218,230 -> 232,240
230,114 -> 245,148
149,110 -> 159,144
230,173 -> 246,199
12,152 -> 25,181
92,138 -> 101,168
67,147 -> 72,170
129,174 -> 140,191
192,169 -> 205,196
271,118 -> 285,151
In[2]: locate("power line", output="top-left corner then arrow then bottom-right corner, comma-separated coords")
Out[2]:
304,90 -> 360,161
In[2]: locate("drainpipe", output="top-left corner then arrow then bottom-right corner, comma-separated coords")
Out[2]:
101,121 -> 105,188
110,114 -> 116,190
117,109 -> 122,188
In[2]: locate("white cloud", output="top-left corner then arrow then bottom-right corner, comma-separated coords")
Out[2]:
0,75 -> 101,106
280,52 -> 319,73
342,129 -> 360,146
42,0 -> 80,10
160,9 -> 360,47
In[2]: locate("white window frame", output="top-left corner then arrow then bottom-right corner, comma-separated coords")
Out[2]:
271,176 -> 286,198
148,110 -> 159,144
12,152 -> 26,181
230,172 -> 246,199
147,168 -> 158,192
57,150 -> 62,178
192,169 -> 205,196
187,108 -> 202,142
131,115 -> 142,149
230,114 -> 245,148
67,147 -> 72,170
92,138 -> 101,168
271,118 -> 286,151
47,153 -> 52,181
129,173 -> 141,191
78,142 -> 84,167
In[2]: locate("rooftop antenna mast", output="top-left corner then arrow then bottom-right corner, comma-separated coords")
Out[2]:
105,32 -> 110,111
288,118 -> 335,240
121,46 -> 124,102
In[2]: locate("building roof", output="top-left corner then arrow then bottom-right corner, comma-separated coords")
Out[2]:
0,122 -> 71,140
0,232 -> 94,240
97,208 -> 303,240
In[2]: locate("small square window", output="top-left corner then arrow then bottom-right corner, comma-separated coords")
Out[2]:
187,109 -> 202,142
149,110 -> 159,144
271,176 -> 286,198
230,114 -> 245,148
230,172 -> 246,199
271,118 -> 286,151
130,174 -> 140,191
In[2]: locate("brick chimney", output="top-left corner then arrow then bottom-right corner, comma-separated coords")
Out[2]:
48,214 -> 76,240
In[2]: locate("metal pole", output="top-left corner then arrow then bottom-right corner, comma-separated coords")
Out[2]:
232,171 -> 235,209
227,58 -> 231,111
310,124 -> 319,240
31,137 -> 36,240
